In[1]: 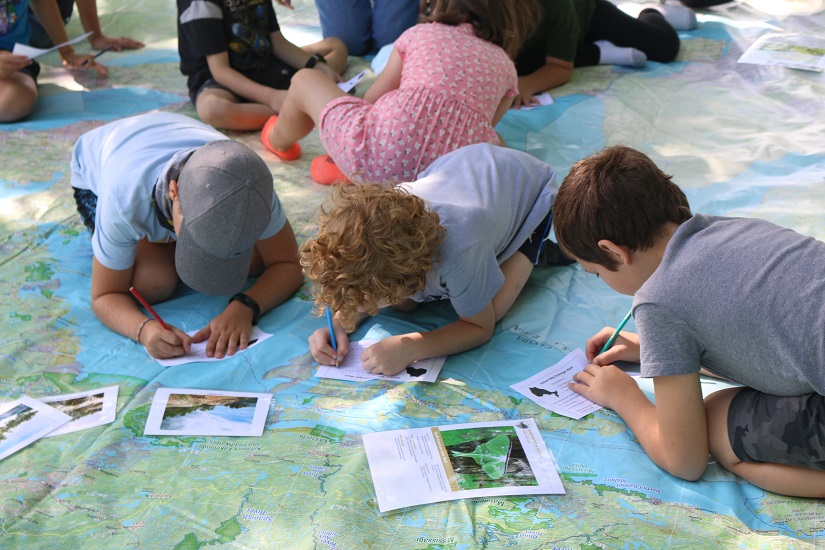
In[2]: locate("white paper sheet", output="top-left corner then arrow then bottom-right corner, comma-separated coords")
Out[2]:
0,397 -> 71,461
738,33 -> 825,72
337,70 -> 368,93
511,349 -> 602,420
39,385 -> 119,437
363,418 -> 565,513
144,388 -> 272,437
515,92 -> 555,110
155,326 -> 273,367
13,32 -> 93,59
315,339 -> 445,383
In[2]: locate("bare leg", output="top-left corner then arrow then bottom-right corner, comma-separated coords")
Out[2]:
491,251 -> 534,322
302,37 -> 349,74
132,240 -> 178,304
0,73 -> 38,122
705,388 -> 825,498
196,87 -> 279,131
267,68 -> 348,151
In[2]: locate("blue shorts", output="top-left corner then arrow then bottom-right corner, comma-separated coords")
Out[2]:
72,187 -> 97,234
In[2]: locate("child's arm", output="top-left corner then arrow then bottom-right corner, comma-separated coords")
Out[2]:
91,258 -> 192,359
192,221 -> 304,359
28,0 -> 106,74
364,48 -> 402,104
270,30 -> 341,82
74,0 -> 145,51
571,366 -> 710,481
360,303 -> 496,376
513,57 -> 573,109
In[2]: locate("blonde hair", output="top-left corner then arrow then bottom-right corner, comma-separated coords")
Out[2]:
300,184 -> 446,331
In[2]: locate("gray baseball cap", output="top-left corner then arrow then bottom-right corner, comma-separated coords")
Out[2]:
175,140 -> 273,296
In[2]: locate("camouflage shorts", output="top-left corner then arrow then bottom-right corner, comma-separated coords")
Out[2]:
72,187 -> 97,235
728,388 -> 825,471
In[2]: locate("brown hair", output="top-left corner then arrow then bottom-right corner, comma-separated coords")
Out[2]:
423,0 -> 541,58
300,183 -> 446,331
553,146 -> 692,270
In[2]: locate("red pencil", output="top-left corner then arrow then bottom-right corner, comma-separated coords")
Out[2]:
129,286 -> 171,330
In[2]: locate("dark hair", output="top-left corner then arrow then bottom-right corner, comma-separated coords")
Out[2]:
424,0 -> 541,58
553,146 -> 692,270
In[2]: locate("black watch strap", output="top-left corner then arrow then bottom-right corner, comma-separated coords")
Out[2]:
305,53 -> 326,69
229,293 -> 261,325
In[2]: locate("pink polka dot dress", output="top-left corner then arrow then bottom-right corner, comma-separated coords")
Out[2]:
318,22 -> 518,184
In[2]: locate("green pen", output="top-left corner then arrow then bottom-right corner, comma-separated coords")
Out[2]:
599,309 -> 633,355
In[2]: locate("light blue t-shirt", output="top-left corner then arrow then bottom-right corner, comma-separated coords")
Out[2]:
634,214 -> 825,396
70,112 -> 286,271
0,0 -> 31,51
406,143 -> 557,318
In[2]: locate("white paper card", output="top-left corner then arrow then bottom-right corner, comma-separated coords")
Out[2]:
0,397 -> 71,461
511,349 -> 602,420
39,385 -> 119,437
155,326 -> 273,367
516,91 -> 554,110
337,70 -> 368,92
13,32 -> 93,59
363,418 -> 565,513
144,388 -> 272,437
738,33 -> 825,72
315,340 -> 445,383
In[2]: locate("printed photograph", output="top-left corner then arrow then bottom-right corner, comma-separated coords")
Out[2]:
440,426 -> 538,491
159,393 -> 259,434
46,392 -> 104,421
0,404 -> 38,446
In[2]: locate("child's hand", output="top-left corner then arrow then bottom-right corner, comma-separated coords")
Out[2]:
586,328 -> 641,365
274,0 -> 293,8
314,62 -> 343,84
193,301 -> 256,359
61,51 -> 108,76
360,335 -> 411,376
569,363 -> 638,410
512,89 -> 541,109
309,325 -> 349,365
89,33 -> 145,52
141,321 -> 192,359
0,51 -> 32,78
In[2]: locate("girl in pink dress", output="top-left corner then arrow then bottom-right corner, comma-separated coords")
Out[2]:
261,0 -> 541,185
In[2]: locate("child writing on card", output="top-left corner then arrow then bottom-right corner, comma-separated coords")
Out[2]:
513,0 -> 690,107
70,112 -> 304,360
552,145 -> 825,498
0,0 -> 106,122
261,0 -> 541,185
177,0 -> 347,131
304,143 -> 571,375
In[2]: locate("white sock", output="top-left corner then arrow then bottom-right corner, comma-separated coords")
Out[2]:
625,3 -> 698,30
595,40 -> 647,67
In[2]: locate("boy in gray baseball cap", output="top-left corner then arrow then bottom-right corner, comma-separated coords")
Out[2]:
70,112 -> 303,360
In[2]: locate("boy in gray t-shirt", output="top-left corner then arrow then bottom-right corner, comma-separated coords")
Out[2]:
303,143 -> 564,376
552,145 -> 825,498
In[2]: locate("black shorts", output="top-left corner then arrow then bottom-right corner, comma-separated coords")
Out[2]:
20,59 -> 41,83
728,388 -> 825,471
190,59 -> 298,104
517,210 -> 575,267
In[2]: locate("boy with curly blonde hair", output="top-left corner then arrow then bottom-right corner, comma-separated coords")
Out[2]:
303,143 -> 567,376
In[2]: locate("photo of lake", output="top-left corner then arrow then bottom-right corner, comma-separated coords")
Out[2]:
0,404 -> 38,447
160,394 -> 259,434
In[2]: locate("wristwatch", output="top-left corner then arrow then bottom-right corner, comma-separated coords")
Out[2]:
229,293 -> 261,325
305,53 -> 327,69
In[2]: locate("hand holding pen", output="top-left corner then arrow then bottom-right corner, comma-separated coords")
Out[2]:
129,286 -> 191,359
586,309 -> 640,364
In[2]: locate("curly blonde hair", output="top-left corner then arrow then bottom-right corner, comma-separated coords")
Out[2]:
301,184 -> 446,331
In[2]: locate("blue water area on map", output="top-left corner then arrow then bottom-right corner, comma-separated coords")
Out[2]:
0,87 -> 185,133
0,171 -> 64,199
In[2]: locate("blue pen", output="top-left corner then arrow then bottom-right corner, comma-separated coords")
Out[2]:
599,309 -> 633,355
325,306 -> 338,366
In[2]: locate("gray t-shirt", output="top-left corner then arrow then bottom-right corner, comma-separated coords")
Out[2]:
405,143 -> 557,318
634,214 -> 825,396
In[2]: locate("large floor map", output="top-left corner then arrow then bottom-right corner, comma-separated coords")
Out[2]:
1,0 -> 823,547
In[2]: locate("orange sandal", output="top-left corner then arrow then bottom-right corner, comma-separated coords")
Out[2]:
260,116 -> 301,161
310,154 -> 351,185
